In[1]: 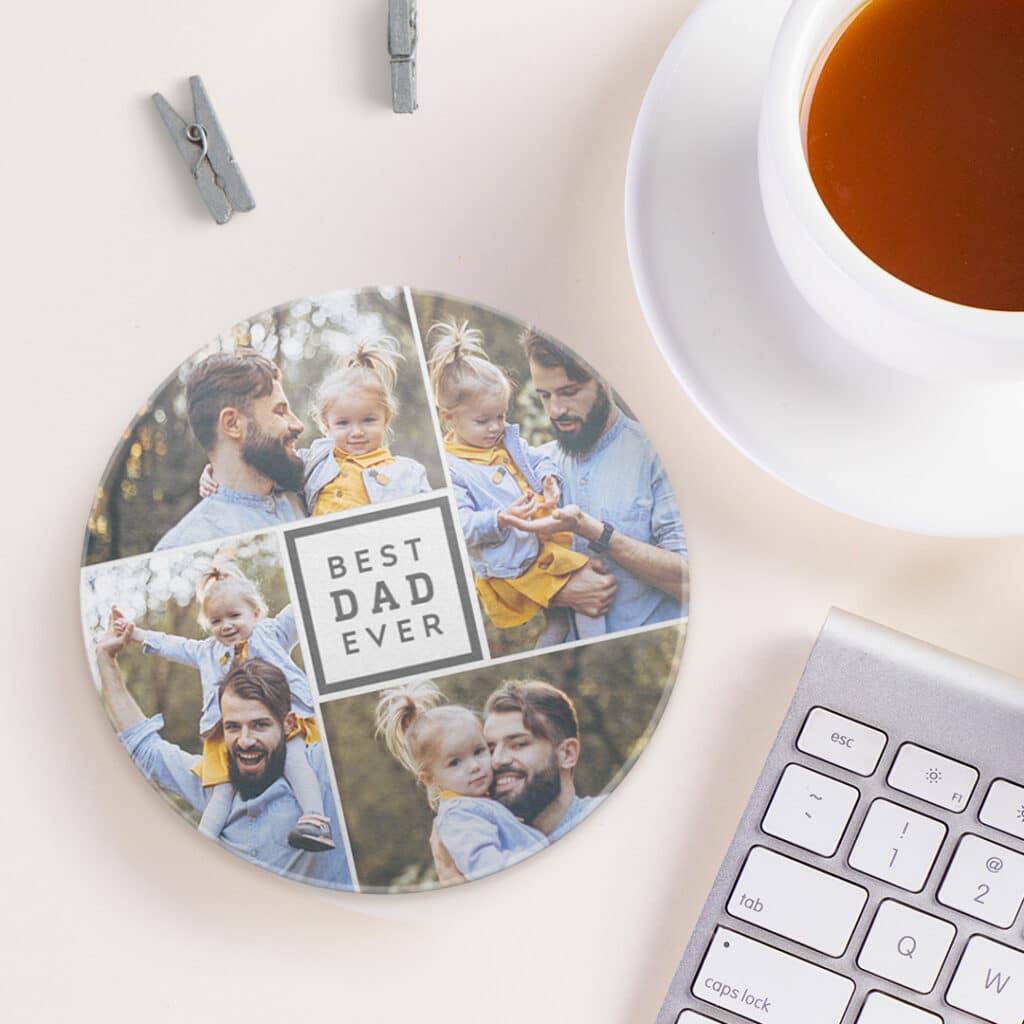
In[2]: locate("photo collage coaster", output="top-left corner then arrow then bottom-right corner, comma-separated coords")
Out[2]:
80,287 -> 689,893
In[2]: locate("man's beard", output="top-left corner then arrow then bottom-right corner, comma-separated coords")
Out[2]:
242,423 -> 305,492
551,384 -> 612,454
492,752 -> 561,824
228,739 -> 287,800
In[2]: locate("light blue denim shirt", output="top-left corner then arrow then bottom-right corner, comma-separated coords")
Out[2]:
298,438 -> 432,513
142,605 -> 314,735
447,423 -> 561,579
155,487 -> 305,551
548,794 -> 603,843
436,795 -> 548,880
119,715 -> 352,890
549,410 -> 688,632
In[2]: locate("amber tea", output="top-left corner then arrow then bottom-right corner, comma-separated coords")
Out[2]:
805,0 -> 1024,311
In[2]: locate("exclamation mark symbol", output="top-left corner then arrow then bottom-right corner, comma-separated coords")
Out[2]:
890,822 -> 910,867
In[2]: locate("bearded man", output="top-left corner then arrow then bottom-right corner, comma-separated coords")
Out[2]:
432,680 -> 597,884
156,352 -> 306,550
94,616 -> 350,886
505,331 -> 689,634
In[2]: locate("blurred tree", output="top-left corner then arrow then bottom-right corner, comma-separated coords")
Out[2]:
321,624 -> 684,891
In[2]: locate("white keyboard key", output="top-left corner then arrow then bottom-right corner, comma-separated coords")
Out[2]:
887,743 -> 978,812
692,928 -> 854,1024
727,846 -> 867,955
678,1014 -> 724,1023
946,936 -> 1024,1024
848,799 -> 947,891
857,991 -> 942,1022
797,707 -> 887,776
937,834 -> 1024,928
980,779 -> 1024,841
855,899 -> 955,993
761,764 -> 859,856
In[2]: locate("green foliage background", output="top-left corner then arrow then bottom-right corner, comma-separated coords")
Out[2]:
321,624 -> 684,892
84,288 -> 446,566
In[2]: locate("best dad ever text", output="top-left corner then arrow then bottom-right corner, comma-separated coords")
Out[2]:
325,537 -> 443,655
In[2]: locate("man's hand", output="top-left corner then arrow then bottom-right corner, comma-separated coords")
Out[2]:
198,464 -> 219,499
496,492 -> 537,530
429,819 -> 466,886
95,607 -> 131,658
552,560 -> 617,617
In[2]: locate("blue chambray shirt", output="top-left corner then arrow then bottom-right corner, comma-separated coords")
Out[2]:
119,715 -> 352,890
548,410 -> 688,632
299,438 -> 432,512
435,795 -> 547,880
154,487 -> 305,551
447,423 -> 560,579
142,606 -> 315,735
548,795 -> 602,843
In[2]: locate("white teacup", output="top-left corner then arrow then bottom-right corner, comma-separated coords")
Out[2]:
758,0 -> 1024,381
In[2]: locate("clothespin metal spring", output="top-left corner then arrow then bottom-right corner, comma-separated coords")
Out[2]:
152,76 -> 255,225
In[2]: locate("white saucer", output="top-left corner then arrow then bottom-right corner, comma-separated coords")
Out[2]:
625,0 -> 1024,538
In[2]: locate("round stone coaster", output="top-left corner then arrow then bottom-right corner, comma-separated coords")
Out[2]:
81,286 -> 689,893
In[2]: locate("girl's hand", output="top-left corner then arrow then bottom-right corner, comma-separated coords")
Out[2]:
497,492 -> 537,529
107,604 -> 144,645
198,464 -> 219,498
539,474 -> 560,512
96,608 -> 130,657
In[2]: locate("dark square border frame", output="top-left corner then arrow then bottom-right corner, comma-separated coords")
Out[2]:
284,495 -> 484,696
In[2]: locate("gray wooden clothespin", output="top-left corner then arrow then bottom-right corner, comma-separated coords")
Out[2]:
152,76 -> 255,224
388,0 -> 418,113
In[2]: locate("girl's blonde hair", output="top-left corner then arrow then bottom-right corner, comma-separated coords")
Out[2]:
375,679 -> 481,809
195,564 -> 267,631
314,336 -> 403,433
425,319 -> 512,411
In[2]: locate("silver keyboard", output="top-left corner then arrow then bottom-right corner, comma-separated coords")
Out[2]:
656,609 -> 1024,1024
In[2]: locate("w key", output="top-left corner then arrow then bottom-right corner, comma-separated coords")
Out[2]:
947,936 -> 1024,1024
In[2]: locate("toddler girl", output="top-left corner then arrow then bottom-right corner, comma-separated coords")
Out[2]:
200,338 -> 431,514
301,337 -> 431,514
376,680 -> 547,881
127,565 -> 333,851
426,320 -> 605,645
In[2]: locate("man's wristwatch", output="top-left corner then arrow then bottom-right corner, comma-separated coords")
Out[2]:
587,520 -> 615,554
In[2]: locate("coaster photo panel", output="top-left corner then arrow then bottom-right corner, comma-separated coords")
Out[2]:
80,286 -> 690,894
318,624 -> 684,891
84,287 -> 445,566
81,531 -> 356,888
411,291 -> 689,656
